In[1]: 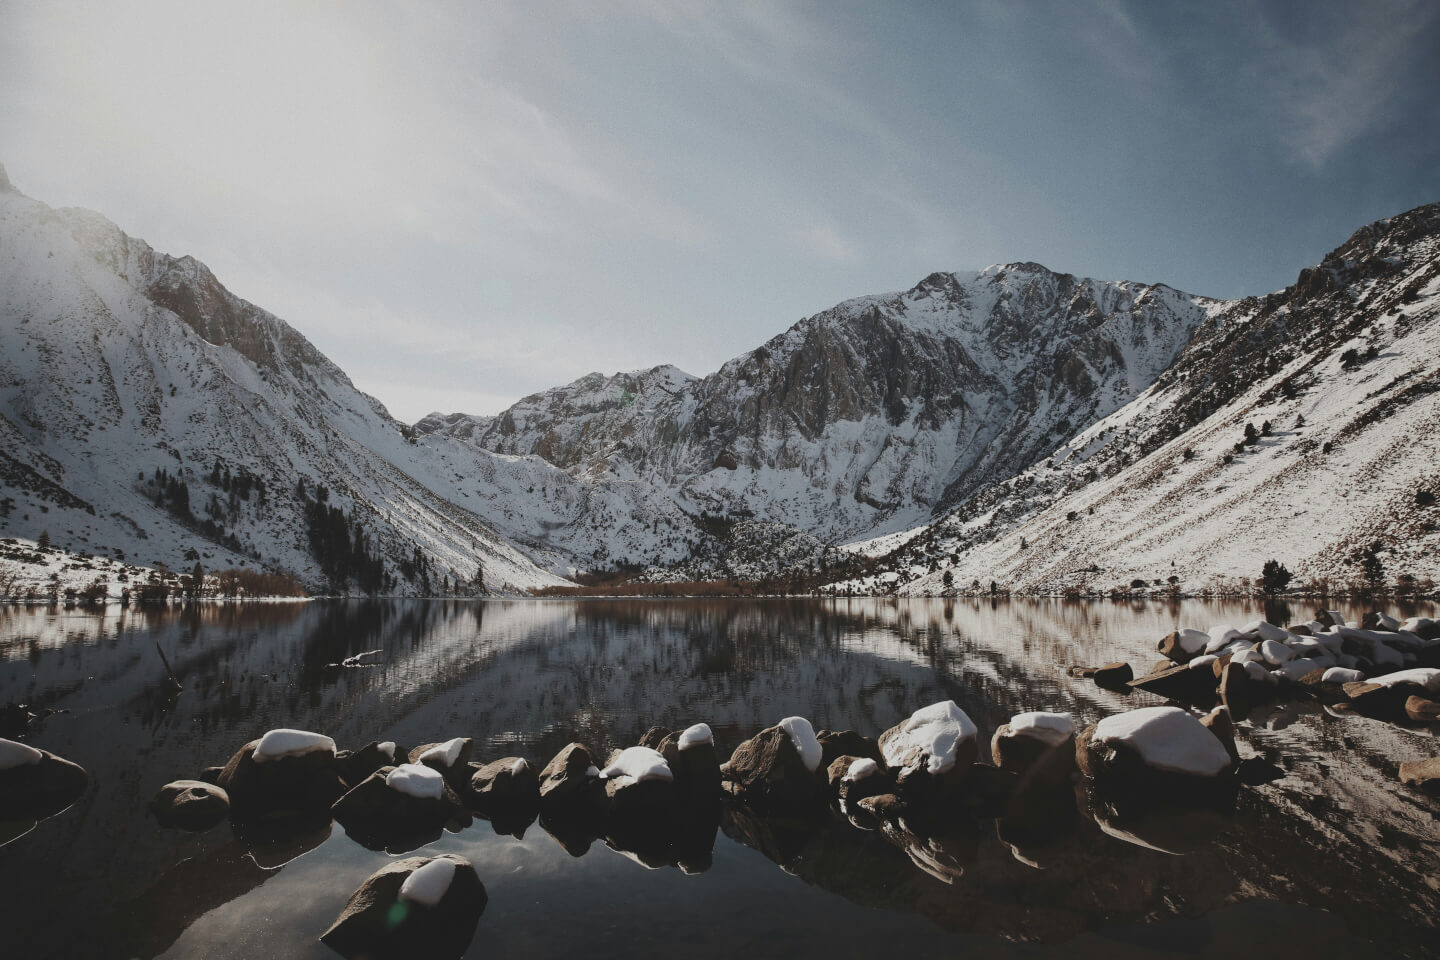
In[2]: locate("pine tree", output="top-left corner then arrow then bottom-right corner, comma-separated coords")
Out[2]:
36,529 -> 51,551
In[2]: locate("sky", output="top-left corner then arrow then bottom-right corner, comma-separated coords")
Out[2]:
2,0 -> 1437,423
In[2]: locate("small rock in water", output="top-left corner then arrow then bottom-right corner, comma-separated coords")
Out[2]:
1093,662 -> 1134,690
149,779 -> 230,831
320,854 -> 487,960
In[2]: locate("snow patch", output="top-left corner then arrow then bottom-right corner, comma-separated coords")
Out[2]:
418,738 -> 466,768
1371,668 -> 1440,691
385,763 -> 445,800
778,717 -> 822,772
0,738 -> 43,770
678,723 -> 714,751
1322,667 -> 1365,684
377,741 -> 396,760
399,857 -> 456,907
1005,712 -> 1073,746
252,729 -> 335,763
843,757 -> 880,781
600,746 -> 673,787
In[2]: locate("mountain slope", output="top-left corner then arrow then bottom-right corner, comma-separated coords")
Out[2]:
422,265 -> 1217,545
852,202 -> 1440,595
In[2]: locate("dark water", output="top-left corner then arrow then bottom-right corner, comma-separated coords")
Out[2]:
2,597 -> 1439,959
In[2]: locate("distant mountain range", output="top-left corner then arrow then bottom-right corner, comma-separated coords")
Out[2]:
1,162 -> 1434,594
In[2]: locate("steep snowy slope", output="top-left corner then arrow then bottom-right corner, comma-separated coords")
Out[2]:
423,265 -> 1215,544
0,166 -> 699,592
856,202 -> 1440,595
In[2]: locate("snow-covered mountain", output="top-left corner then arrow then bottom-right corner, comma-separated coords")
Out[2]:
847,202 -> 1440,595
421,265 -> 1216,544
0,166 -> 713,592
3,160 -> 1435,594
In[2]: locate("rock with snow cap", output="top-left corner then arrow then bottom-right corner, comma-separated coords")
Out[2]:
1363,611 -> 1401,632
1077,707 -> 1236,804
468,756 -> 539,818
320,854 -> 486,960
331,764 -> 465,852
720,717 -> 828,813
991,712 -> 1076,789
816,728 -> 883,769
538,742 -> 604,812
217,730 -> 343,820
336,740 -> 404,790
0,739 -> 89,824
879,701 -> 980,802
600,746 -> 674,816
409,738 -> 473,784
1157,629 -> 1210,664
149,779 -> 230,831
827,755 -> 893,804
655,723 -> 722,799
1344,669 -> 1440,721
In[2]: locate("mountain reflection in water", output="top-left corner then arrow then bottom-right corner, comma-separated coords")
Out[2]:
0,598 -> 1436,959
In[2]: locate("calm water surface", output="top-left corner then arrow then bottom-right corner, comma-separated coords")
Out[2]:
2,598 -> 1439,959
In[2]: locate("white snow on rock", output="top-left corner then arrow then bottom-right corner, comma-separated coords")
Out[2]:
0,738 -> 44,770
1204,627 -> 1244,654
1370,668 -> 1440,692
419,738 -> 466,768
1005,712 -> 1073,746
843,757 -> 880,781
1260,639 -> 1295,665
399,857 -> 457,907
385,763 -> 445,800
1401,617 -> 1434,635
1173,629 -> 1210,654
584,765 -> 600,778
510,758 -> 529,775
1242,660 -> 1273,684
1323,667 -> 1365,684
600,746 -> 673,787
883,701 -> 978,775
778,716 -> 823,772
252,729 -> 336,763
1274,659 -> 1319,682
1371,642 -> 1405,668
678,723 -> 714,751
377,741 -> 396,760
1188,654 -> 1219,670
1252,621 -> 1292,643
1321,611 -> 1346,628
1374,614 -> 1401,631
1092,706 -> 1234,777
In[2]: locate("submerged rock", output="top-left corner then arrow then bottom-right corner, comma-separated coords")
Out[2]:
150,779 -> 230,831
320,854 -> 486,960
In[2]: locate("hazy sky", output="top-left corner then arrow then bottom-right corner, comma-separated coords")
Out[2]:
2,1 -> 1437,422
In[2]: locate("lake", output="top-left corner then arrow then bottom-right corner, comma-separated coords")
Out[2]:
1,597 -> 1438,959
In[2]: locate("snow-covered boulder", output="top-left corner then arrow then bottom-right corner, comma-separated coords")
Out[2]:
1158,629 -> 1210,664
336,740 -> 405,790
0,739 -> 89,824
216,730 -> 342,819
1343,668 -> 1440,721
320,854 -> 487,960
654,723 -> 723,799
409,738 -> 473,782
1077,707 -> 1237,803
879,701 -> 982,805
990,712 -> 1076,788
331,764 -> 464,851
721,717 -> 828,813
468,757 -> 539,817
599,746 -> 674,815
149,779 -> 229,831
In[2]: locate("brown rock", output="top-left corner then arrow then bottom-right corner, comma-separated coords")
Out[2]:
1219,661 -> 1270,720
320,855 -> 487,960
826,755 -> 892,803
1127,662 -> 1219,706
337,741 -> 405,790
216,738 -> 342,820
408,739 -> 473,782
816,729 -> 882,770
331,766 -> 465,851
855,792 -> 907,819
1157,632 -> 1195,664
1398,757 -> 1440,793
1066,665 -> 1099,679
149,780 -> 230,831
720,724 -> 826,813
990,724 -> 1075,790
1094,662 -> 1134,690
1342,681 -> 1413,721
468,757 -> 539,815
637,726 -> 672,750
1199,707 -> 1241,766
654,731 -> 722,800
538,743 -> 602,809
1405,696 -> 1440,722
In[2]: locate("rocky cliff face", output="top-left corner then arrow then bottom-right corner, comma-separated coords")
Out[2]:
423,264 -> 1214,544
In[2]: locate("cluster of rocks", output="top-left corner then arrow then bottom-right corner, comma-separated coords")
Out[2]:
1071,612 -> 1440,721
